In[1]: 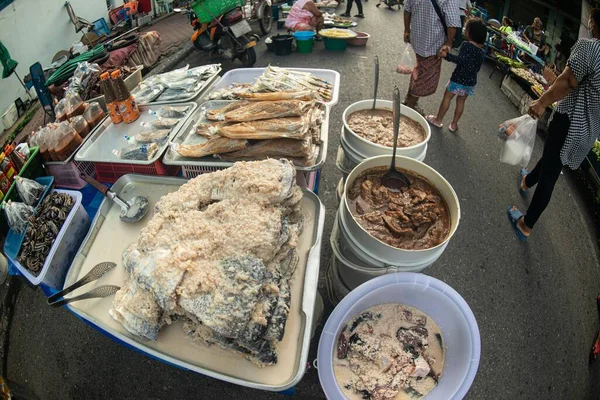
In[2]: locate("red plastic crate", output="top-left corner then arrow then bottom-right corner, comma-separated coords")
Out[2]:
46,161 -> 96,190
94,159 -> 181,183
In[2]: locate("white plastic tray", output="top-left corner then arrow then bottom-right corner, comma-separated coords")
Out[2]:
209,67 -> 341,107
163,100 -> 329,172
9,189 -> 91,289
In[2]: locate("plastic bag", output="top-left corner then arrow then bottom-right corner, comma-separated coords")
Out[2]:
396,44 -> 416,75
15,176 -> 45,206
141,118 -> 180,130
131,129 -> 170,144
150,105 -> 190,119
4,200 -> 34,234
115,143 -> 159,160
499,115 -> 537,167
83,102 -> 106,128
131,83 -> 166,104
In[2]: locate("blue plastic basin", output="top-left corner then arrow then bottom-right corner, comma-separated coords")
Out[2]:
293,31 -> 316,41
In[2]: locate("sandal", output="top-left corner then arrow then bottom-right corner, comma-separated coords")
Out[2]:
518,168 -> 529,196
449,123 -> 458,132
507,206 -> 528,242
425,115 -> 443,128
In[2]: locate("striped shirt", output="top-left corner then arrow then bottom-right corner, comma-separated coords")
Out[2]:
555,38 -> 600,169
404,0 -> 462,57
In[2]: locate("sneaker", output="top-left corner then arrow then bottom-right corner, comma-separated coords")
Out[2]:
376,3 -> 381,7
340,13 -> 350,17
355,13 -> 365,18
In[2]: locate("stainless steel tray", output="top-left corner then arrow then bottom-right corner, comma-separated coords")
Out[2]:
162,100 -> 329,172
74,102 -> 198,165
139,65 -> 222,105
45,116 -> 109,166
64,174 -> 325,391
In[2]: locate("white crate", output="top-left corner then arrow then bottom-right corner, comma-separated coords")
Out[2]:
182,165 -> 319,192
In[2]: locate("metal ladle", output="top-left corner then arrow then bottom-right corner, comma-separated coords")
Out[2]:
381,86 -> 411,191
80,173 -> 149,223
372,56 -> 379,109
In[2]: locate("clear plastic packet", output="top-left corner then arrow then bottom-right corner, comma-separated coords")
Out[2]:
131,83 -> 166,104
396,44 -> 416,75
15,176 -> 45,206
114,143 -> 159,161
71,115 -> 90,139
130,129 -> 170,144
141,118 -> 180,130
83,102 -> 106,128
54,98 -> 69,122
54,121 -> 82,161
499,115 -> 537,167
156,88 -> 195,102
66,93 -> 85,119
4,200 -> 34,234
150,105 -> 190,119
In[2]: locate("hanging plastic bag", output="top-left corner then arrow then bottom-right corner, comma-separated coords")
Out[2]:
4,200 -> 34,234
396,44 -> 416,75
499,114 -> 537,167
15,176 -> 45,206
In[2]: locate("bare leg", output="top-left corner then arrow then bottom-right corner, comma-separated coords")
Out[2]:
434,89 -> 455,124
404,92 -> 418,108
451,95 -> 467,127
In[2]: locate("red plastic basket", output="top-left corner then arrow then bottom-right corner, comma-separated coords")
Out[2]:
94,160 -> 181,183
46,161 -> 96,189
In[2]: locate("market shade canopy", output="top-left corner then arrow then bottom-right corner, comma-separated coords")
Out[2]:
0,39 -> 18,79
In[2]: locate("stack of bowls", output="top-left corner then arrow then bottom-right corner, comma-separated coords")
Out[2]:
331,155 -> 461,298
336,100 -> 431,204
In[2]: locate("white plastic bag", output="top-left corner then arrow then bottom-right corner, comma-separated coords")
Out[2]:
499,114 -> 537,167
396,44 -> 416,75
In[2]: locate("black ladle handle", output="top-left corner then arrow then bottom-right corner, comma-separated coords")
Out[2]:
372,56 -> 379,109
390,86 -> 401,170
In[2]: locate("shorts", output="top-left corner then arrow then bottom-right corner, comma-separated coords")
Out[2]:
447,81 -> 475,96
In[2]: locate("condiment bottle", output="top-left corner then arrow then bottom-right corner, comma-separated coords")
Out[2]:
0,153 -> 17,184
0,171 -> 10,195
100,72 -> 123,124
4,144 -> 23,174
111,69 -> 140,124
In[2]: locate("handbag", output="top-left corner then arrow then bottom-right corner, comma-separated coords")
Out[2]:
429,0 -> 448,35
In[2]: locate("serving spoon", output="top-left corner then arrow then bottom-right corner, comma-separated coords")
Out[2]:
381,86 -> 411,191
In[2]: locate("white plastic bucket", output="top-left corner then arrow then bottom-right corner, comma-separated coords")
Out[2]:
342,155 -> 461,267
10,189 -> 91,289
342,100 -> 431,159
340,128 -> 427,181
318,273 -> 481,400
336,177 -> 344,206
331,212 -> 403,289
325,255 -> 352,305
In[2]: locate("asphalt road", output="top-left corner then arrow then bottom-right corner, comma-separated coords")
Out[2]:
6,4 -> 600,399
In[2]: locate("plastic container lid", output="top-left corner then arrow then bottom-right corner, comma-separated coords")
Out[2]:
318,273 -> 481,400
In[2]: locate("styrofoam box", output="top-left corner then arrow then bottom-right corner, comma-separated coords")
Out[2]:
210,67 -> 341,107
1,103 -> 18,130
10,189 -> 91,289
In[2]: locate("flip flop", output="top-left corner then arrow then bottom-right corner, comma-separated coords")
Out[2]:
425,115 -> 443,128
449,123 -> 458,132
518,168 -> 529,196
507,206 -> 528,242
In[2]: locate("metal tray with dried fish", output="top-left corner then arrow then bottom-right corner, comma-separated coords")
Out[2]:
64,173 -> 325,391
162,100 -> 329,172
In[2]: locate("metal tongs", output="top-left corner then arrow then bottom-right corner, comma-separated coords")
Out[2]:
372,56 -> 379,109
47,262 -> 119,307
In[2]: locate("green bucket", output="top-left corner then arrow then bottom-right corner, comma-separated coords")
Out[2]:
296,39 -> 314,54
323,37 -> 347,51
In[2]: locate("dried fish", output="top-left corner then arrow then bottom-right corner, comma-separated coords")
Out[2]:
175,137 -> 248,158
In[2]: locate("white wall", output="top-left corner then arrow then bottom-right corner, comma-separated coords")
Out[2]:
0,0 -> 108,131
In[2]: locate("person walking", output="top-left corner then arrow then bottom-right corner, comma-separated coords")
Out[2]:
453,0 -> 472,48
426,19 -> 486,132
341,0 -> 364,18
402,0 -> 461,112
507,8 -> 600,241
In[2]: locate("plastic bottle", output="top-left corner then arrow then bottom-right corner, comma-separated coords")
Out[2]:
100,72 -> 123,124
111,69 -> 140,124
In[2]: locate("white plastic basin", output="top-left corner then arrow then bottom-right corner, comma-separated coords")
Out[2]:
342,100 -> 431,159
318,273 -> 481,400
342,155 -> 460,267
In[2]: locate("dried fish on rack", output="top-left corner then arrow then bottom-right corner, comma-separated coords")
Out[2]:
206,101 -> 250,121
237,90 -> 314,102
223,138 -> 315,159
195,121 -> 230,138
175,137 -> 248,158
223,100 -> 314,122
217,117 -> 309,140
